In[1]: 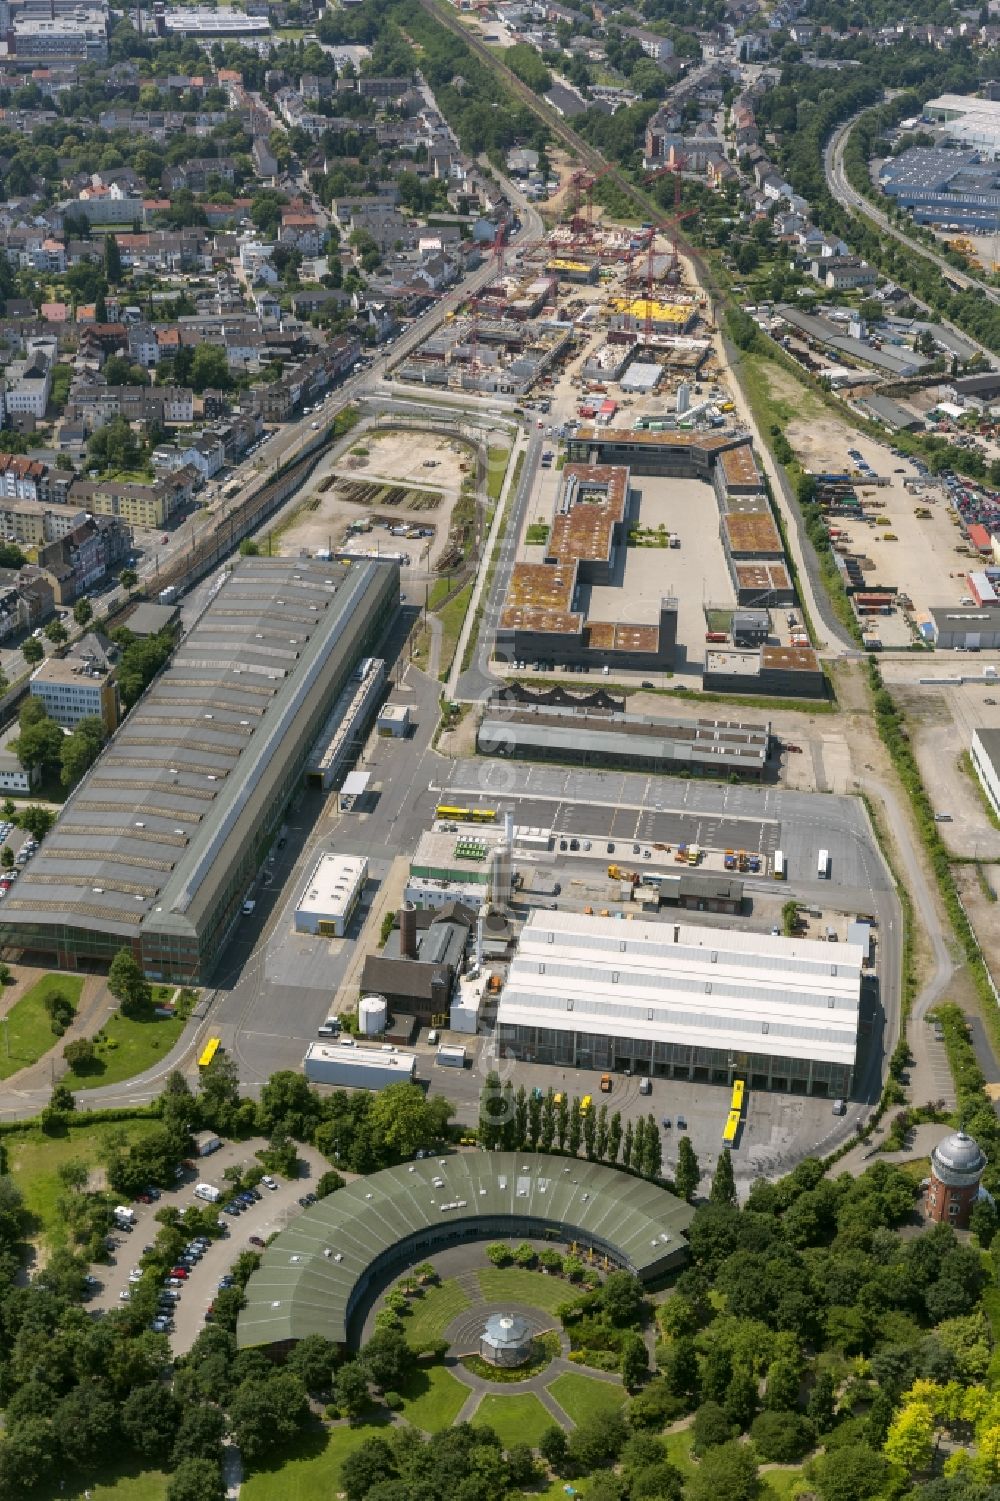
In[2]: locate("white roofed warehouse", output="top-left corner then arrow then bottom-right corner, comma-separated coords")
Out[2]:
496,911 -> 862,1098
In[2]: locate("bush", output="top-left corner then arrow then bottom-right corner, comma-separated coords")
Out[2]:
750,1409 -> 815,1463
384,1390 -> 402,1410
692,1401 -> 737,1455
514,1242 -> 537,1267
486,1242 -> 514,1267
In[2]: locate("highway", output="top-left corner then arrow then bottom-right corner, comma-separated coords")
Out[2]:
825,110 -> 1000,364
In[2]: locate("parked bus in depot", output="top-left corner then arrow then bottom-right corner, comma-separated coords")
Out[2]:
198,1037 -> 221,1070
730,1078 -> 745,1115
435,804 -> 497,823
723,1109 -> 741,1145
817,849 -> 830,879
773,849 -> 786,881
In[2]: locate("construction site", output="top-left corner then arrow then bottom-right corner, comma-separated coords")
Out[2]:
396,176 -> 717,410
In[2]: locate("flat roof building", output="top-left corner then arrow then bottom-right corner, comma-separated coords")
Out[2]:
497,909 -> 862,1097
478,696 -> 771,779
930,607 -> 1000,650
0,556 -> 398,982
29,632 -> 119,733
294,854 -> 368,938
971,728 -> 1000,818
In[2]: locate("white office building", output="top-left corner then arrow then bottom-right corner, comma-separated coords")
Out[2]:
497,909 -> 863,1097
294,853 -> 368,937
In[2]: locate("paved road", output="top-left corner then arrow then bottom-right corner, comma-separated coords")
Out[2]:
825,111 -> 1000,362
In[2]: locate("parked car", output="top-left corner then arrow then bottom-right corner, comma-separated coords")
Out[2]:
249,1235 -> 266,1249
261,1175 -> 277,1191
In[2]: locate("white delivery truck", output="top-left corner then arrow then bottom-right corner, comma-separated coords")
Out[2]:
194,1183 -> 222,1203
817,849 -> 829,879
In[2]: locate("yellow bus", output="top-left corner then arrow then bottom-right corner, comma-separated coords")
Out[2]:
730,1078 -> 745,1115
198,1037 -> 221,1070
435,804 -> 497,823
722,1109 -> 740,1145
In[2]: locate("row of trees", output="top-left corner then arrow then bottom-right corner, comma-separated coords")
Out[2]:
11,699 -> 107,790
477,1072 -> 664,1180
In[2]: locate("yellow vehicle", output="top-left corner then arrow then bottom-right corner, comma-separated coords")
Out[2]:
723,1109 -> 740,1145
554,1092 -> 565,1106
731,1078 -> 745,1115
198,1037 -> 221,1070
581,1094 -> 593,1115
600,1074 -> 613,1092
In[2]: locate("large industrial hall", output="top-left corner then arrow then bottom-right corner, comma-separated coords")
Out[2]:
0,556 -> 398,983
496,910 -> 863,1098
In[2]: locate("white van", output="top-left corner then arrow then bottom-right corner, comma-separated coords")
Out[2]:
194,1183 -> 221,1203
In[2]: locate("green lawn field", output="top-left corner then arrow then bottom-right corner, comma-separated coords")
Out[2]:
399,1362 -> 469,1432
0,972 -> 83,1079
242,1421 -> 390,1501
63,1003 -> 186,1089
548,1370 -> 625,1426
401,1278 -> 472,1344
476,1267 -> 570,1315
7,1118 -> 162,1245
474,1392 -> 553,1448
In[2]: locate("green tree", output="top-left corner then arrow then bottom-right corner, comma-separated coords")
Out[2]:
608,1110 -> 622,1164
104,233 -> 123,285
686,1439 -> 759,1501
73,597 -> 93,626
622,1117 -> 634,1169
620,1331 -> 649,1389
540,1424 -> 569,1471
540,1087 -> 555,1152
710,1149 -> 737,1207
641,1113 -> 662,1180
528,1087 -> 542,1149
556,1091 -> 569,1150
749,1410 -> 814,1463
171,1405 -> 226,1466
119,567 -> 139,591
60,714 -> 106,788
513,1083 -> 528,1150
53,1384 -> 118,1469
808,1444 -> 888,1501
568,1098 -> 582,1156
479,1070 -> 502,1151
12,714 -> 64,776
884,1400 -> 935,1477
21,636 -> 43,666
63,1037 -> 96,1071
108,946 -> 151,1017
334,1360 -> 370,1420
0,846 -> 13,871
19,804 -> 54,841
190,344 -> 231,393
287,1334 -> 339,1396
807,1369 -> 837,1432
228,1371 -> 308,1461
692,1401 -> 736,1455
764,1358 -> 800,1411
122,1382 -> 182,1461
674,1136 -> 701,1202
44,618 -> 67,645
165,1458 -> 225,1501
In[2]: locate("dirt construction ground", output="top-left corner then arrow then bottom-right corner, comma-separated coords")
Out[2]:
889,676 -> 1000,860
273,429 -> 476,577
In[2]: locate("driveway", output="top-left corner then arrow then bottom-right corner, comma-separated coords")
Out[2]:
88,1137 -> 331,1355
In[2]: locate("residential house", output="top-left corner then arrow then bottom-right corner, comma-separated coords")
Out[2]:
36,515 -> 132,604
811,255 -> 876,290
0,565 -> 53,640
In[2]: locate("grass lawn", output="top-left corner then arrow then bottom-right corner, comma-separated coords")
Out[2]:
474,1392 -> 553,1449
7,1118 -> 161,1245
663,1426 -> 697,1477
401,1277 -> 472,1345
548,1371 -> 625,1426
436,581 -> 473,677
762,1466 -> 806,1498
0,972 -> 83,1080
487,444 -> 511,503
242,1420 -> 390,1501
476,1267 -> 571,1315
34,1462 -> 167,1500
62,998 -> 189,1090
399,1361 -> 469,1432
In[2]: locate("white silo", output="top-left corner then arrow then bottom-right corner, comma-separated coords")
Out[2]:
358,994 -> 388,1036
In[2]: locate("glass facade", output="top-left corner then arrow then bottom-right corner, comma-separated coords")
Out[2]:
497,1022 -> 853,1098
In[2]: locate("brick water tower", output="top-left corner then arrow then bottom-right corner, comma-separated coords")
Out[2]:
926,1131 -> 987,1228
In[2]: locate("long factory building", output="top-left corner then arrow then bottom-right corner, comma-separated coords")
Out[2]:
496,909 -> 862,1098
0,556 -> 398,983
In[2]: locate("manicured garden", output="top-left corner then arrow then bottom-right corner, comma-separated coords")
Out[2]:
477,1267 -> 573,1314
398,1362 -> 469,1432
400,1276 -> 472,1345
0,971 -> 83,1079
548,1370 -> 625,1426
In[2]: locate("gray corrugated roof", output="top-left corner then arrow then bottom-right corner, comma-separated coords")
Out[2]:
237,1152 -> 694,1348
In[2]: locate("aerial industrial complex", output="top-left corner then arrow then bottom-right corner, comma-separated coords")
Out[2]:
0,557 -> 398,981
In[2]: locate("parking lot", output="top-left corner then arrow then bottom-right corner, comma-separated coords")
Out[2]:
88,1137 -> 329,1355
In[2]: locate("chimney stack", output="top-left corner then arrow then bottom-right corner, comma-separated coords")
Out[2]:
400,901 -> 418,960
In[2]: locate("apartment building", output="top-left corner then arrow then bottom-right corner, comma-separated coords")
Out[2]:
29,632 -> 119,732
